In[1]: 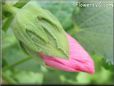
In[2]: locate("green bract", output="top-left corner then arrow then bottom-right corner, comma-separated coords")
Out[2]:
11,2 -> 69,59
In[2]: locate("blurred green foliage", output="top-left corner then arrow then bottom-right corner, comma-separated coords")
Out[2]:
39,1 -> 75,30
2,0 -> 114,85
72,3 -> 113,64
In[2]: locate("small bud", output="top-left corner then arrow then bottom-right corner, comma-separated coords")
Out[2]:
11,2 -> 69,59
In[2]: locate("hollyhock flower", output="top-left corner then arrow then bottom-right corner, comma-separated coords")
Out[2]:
39,33 -> 95,74
5,1 -> 95,74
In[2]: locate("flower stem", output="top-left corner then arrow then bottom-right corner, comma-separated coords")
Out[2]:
2,56 -> 32,71
3,4 -> 19,16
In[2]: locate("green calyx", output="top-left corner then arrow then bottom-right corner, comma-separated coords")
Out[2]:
10,2 -> 69,59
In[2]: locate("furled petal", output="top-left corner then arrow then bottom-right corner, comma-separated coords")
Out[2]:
38,33 -> 95,74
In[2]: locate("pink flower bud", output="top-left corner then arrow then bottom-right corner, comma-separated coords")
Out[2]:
38,33 -> 95,74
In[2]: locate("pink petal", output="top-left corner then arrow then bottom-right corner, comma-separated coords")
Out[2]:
38,33 -> 95,74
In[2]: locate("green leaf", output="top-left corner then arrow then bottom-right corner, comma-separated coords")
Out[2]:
72,2 -> 113,64
3,69 -> 43,84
